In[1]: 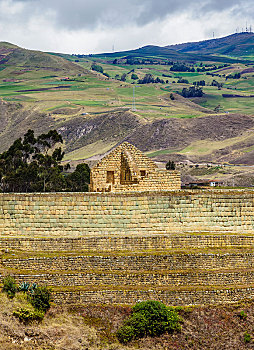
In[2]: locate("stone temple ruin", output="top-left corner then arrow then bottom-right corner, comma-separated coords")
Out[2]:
1,142 -> 254,306
89,142 -> 181,192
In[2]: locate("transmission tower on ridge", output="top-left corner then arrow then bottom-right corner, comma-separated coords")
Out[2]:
132,86 -> 136,112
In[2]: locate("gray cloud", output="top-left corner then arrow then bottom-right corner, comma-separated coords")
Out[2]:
9,0 -> 254,30
0,0 -> 253,53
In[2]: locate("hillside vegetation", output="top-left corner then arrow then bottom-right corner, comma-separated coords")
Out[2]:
0,35 -> 254,183
0,42 -> 85,75
0,292 -> 253,350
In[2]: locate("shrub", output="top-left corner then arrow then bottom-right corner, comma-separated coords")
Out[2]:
30,286 -> 52,312
132,301 -> 181,336
244,331 -> 251,343
239,310 -> 247,320
91,63 -> 103,73
2,275 -> 17,299
13,307 -> 44,323
117,300 -> 181,343
131,73 -> 138,80
116,325 -> 135,344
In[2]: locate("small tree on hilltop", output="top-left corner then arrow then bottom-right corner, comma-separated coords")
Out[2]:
166,160 -> 176,170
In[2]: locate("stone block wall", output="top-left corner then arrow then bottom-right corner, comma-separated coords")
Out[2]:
5,270 -> 254,288
3,252 -> 254,272
90,142 -> 181,192
113,170 -> 181,192
0,234 -> 254,252
1,190 -> 254,236
1,190 -> 254,306
52,287 -> 254,306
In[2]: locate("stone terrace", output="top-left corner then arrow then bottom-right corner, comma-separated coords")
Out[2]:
0,190 -> 254,305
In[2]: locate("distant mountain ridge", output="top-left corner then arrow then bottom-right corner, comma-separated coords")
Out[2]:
166,32 -> 254,56
93,33 -> 254,63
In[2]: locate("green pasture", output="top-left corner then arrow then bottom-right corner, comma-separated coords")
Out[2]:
199,88 -> 254,114
146,149 -> 179,157
0,55 -> 253,120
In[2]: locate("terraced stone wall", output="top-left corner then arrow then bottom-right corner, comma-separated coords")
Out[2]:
1,190 -> 254,306
3,252 -> 254,271
1,190 -> 254,236
1,233 -> 254,306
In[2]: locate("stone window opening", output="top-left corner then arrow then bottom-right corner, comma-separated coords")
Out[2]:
140,170 -> 146,178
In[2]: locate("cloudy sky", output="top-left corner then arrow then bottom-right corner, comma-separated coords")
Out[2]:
0,0 -> 253,54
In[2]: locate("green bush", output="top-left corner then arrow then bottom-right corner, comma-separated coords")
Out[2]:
131,73 -> 138,80
117,300 -> 182,343
239,310 -> 247,320
13,307 -> 44,323
2,275 -> 17,299
116,325 -> 135,344
244,332 -> 251,343
30,286 -> 52,312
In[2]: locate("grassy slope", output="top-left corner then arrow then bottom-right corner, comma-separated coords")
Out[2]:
0,42 -> 85,74
0,40 -> 254,176
0,292 -> 253,350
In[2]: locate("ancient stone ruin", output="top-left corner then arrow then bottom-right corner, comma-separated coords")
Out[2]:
0,143 -> 254,306
90,142 -> 181,192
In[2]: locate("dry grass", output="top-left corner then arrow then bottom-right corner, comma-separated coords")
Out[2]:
0,291 -> 254,349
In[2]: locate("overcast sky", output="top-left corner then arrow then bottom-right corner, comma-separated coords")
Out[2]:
0,0 -> 253,54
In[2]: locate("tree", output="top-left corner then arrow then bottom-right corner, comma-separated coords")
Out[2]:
177,78 -> 189,84
131,73 -> 138,80
138,74 -> 164,84
181,86 -> 203,98
166,160 -> 176,170
91,63 -> 103,74
0,129 -> 90,193
120,73 -> 127,81
170,63 -> 194,72
193,80 -> 205,86
66,163 -> 90,192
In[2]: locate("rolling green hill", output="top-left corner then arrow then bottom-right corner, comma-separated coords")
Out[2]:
0,42 -> 85,75
0,38 -> 254,185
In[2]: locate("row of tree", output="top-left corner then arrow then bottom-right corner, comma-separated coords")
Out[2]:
0,130 -> 90,193
181,86 -> 204,97
138,74 -> 165,84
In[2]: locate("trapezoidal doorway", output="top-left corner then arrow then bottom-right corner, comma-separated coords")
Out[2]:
120,152 -> 138,185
